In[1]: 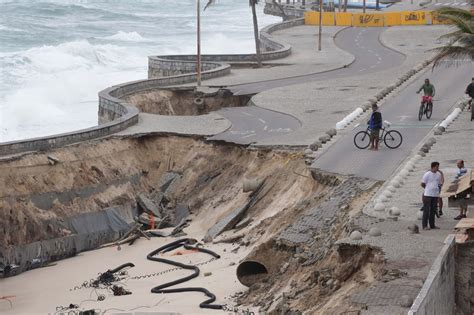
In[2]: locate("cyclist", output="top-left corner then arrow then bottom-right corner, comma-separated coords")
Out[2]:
416,79 -> 435,110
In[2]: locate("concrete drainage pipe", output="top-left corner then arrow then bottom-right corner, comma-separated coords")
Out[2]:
194,97 -> 205,111
236,260 -> 269,287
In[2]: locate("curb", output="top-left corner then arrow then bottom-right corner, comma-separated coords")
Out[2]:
304,52 -> 437,164
364,96 -> 470,218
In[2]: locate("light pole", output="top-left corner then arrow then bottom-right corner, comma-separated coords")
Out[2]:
318,0 -> 322,51
197,0 -> 202,87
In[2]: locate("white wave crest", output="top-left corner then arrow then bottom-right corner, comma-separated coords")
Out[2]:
100,31 -> 150,42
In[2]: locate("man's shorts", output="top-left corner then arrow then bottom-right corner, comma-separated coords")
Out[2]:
370,128 -> 380,139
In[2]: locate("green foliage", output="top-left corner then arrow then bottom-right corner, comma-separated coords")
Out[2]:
432,8 -> 474,67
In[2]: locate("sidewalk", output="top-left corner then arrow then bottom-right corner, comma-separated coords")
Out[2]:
341,104 -> 474,314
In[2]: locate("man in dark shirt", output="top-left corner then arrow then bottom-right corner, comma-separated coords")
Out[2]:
368,104 -> 382,150
465,78 -> 474,111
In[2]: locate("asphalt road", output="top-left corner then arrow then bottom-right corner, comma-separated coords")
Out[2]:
207,106 -> 301,144
229,27 -> 405,96
210,27 -> 405,144
310,63 -> 474,181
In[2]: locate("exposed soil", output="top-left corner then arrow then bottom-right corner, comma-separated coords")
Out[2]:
0,134 -> 386,314
123,88 -> 250,115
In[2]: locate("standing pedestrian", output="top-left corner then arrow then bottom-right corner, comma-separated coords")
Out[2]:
421,162 -> 443,230
368,104 -> 382,151
465,77 -> 474,110
453,159 -> 468,220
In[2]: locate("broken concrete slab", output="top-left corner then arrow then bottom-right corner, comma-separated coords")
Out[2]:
174,203 -> 190,226
160,171 -> 182,195
137,194 -> 162,218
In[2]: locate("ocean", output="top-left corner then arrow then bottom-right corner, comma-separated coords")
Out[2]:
0,0 -> 280,142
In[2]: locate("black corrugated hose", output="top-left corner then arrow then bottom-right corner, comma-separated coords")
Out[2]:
146,238 -> 223,310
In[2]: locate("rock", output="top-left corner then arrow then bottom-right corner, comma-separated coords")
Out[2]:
305,148 -> 313,156
383,191 -> 392,198
374,203 -> 385,212
203,272 -> 212,277
319,135 -> 330,143
309,141 -> 321,151
369,227 -> 382,237
389,207 -> 400,216
408,224 -> 420,234
280,262 -> 290,274
47,155 -> 60,165
350,230 -> 362,240
326,128 -> 337,137
418,151 -> 426,157
400,295 -> 414,307
387,185 -> 396,193
400,170 -> 409,177
229,262 -> 236,266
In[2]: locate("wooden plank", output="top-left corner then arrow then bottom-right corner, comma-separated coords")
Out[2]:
454,218 -> 474,230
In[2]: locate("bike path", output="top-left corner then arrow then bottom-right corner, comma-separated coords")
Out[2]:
211,27 -> 405,144
310,63 -> 474,181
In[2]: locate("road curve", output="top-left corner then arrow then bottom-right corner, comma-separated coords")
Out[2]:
228,27 -> 405,96
209,27 -> 405,144
310,63 -> 474,181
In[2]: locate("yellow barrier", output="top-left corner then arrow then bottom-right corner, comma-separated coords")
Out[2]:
353,13 -> 384,27
400,11 -> 428,25
303,10 -> 451,27
304,11 -> 336,26
335,12 -> 353,26
430,12 -> 452,25
384,12 -> 401,26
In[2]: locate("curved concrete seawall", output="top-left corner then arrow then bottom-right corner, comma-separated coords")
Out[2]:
0,18 -> 304,157
148,18 -> 304,78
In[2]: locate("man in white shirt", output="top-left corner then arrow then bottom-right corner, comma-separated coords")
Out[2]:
421,162 -> 443,230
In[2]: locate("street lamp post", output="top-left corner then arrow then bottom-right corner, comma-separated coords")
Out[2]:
197,0 -> 202,87
318,0 -> 322,51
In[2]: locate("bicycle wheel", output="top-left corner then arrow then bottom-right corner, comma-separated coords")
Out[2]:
425,102 -> 432,119
418,103 -> 424,121
354,131 -> 371,149
384,130 -> 403,149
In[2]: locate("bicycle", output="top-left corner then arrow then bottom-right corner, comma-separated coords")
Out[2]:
353,120 -> 403,149
418,95 -> 433,121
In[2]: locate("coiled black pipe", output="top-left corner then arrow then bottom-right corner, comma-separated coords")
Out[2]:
108,262 -> 135,274
147,238 -> 222,310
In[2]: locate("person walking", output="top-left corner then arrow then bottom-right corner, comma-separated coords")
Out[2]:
421,162 -> 443,230
368,104 -> 382,151
453,159 -> 469,220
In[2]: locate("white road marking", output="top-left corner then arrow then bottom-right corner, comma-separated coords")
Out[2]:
258,118 -> 266,124
242,111 -> 253,117
368,49 -> 373,53
370,65 -> 377,68
434,2 -> 442,5
397,115 -> 411,122
359,68 -> 366,72
241,133 -> 256,139
263,125 -> 268,131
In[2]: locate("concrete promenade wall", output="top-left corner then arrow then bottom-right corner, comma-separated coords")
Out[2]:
408,234 -> 456,315
0,18 -> 303,157
148,18 -> 304,78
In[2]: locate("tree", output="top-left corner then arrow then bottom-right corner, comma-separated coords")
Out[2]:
431,7 -> 474,67
205,0 -> 263,68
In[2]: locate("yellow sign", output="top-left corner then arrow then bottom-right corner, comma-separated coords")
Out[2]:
353,13 -> 384,27
401,11 -> 428,25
